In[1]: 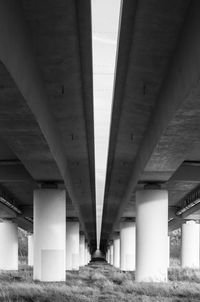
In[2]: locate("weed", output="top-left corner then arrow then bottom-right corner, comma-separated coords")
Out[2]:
0,261 -> 200,301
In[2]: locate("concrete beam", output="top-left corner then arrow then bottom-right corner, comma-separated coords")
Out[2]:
168,206 -> 179,219
0,163 -> 35,183
170,162 -> 200,182
0,0 -> 93,244
16,216 -> 33,233
0,202 -> 17,218
168,218 -> 184,232
108,0 -> 200,235
18,205 -> 33,217
0,185 -> 34,232
181,202 -> 200,220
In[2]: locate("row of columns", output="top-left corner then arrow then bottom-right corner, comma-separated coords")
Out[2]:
107,190 -> 200,281
107,190 -> 168,281
29,231 -> 90,268
107,222 -> 136,271
0,189 -> 91,281
1,188 -> 200,282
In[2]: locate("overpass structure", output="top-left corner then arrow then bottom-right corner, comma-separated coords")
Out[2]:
104,0 -> 200,281
0,0 -> 95,281
0,0 -> 200,283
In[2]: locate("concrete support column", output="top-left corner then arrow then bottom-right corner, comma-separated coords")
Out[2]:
28,234 -> 34,266
136,189 -> 168,282
86,247 -> 88,263
106,250 -> 109,263
79,233 -> 85,267
84,241 -> 88,265
110,243 -> 114,265
113,233 -> 120,268
87,246 -> 90,263
120,220 -> 135,271
181,220 -> 199,268
0,220 -> 18,270
84,242 -> 90,265
34,189 -> 66,282
107,247 -> 110,264
89,247 -> 91,262
66,221 -> 79,270
167,235 -> 170,268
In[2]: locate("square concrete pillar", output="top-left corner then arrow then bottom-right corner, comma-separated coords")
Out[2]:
113,233 -> 120,268
66,220 -> 79,270
110,243 -> 114,265
136,190 -> 168,282
181,220 -> 199,268
33,189 -> 66,281
0,220 -> 18,270
120,220 -> 135,271
28,234 -> 34,266
79,233 -> 85,266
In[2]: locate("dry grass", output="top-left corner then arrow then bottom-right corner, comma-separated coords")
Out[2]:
0,262 -> 200,301
169,267 -> 200,283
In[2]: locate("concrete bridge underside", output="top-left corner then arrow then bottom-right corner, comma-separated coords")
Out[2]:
101,0 -> 200,246
0,0 -> 200,282
0,0 -> 96,279
102,0 -> 200,281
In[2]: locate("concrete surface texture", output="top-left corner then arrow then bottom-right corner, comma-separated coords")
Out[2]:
0,0 -> 200,278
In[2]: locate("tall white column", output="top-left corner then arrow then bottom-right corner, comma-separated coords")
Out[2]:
84,241 -> 88,265
107,247 -> 111,264
113,233 -> 120,268
110,243 -> 114,265
120,220 -> 135,271
28,234 -> 34,266
106,251 -> 109,262
87,246 -> 90,263
167,235 -> 170,268
136,189 -> 168,282
0,220 -> 18,270
181,220 -> 199,268
66,221 -> 79,270
34,189 -> 66,282
79,233 -> 85,266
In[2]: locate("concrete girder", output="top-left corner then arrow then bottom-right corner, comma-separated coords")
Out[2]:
0,202 -> 17,219
168,218 -> 184,232
170,162 -> 200,182
0,162 -> 35,183
101,0 -> 200,245
16,216 -> 33,233
0,1 -> 95,245
181,203 -> 200,220
18,205 -> 33,217
114,0 -> 199,229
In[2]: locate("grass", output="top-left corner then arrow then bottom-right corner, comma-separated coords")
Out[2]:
0,262 -> 200,301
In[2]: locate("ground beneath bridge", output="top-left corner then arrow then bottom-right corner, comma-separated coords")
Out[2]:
0,262 -> 200,301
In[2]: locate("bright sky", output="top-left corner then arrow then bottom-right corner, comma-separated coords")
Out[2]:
91,0 -> 122,248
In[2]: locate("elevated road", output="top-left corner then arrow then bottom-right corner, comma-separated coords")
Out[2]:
0,0 -> 96,250
100,0 -> 200,250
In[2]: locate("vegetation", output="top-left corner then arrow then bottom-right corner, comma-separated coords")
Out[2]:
169,228 -> 181,260
18,228 -> 28,265
0,263 -> 200,301
0,227 -> 190,301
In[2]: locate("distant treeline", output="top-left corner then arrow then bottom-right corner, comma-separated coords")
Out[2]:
170,228 -> 181,259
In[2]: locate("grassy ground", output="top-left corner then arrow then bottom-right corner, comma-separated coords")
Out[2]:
0,262 -> 200,301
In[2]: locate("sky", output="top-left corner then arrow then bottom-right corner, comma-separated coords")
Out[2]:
91,0 -> 122,248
